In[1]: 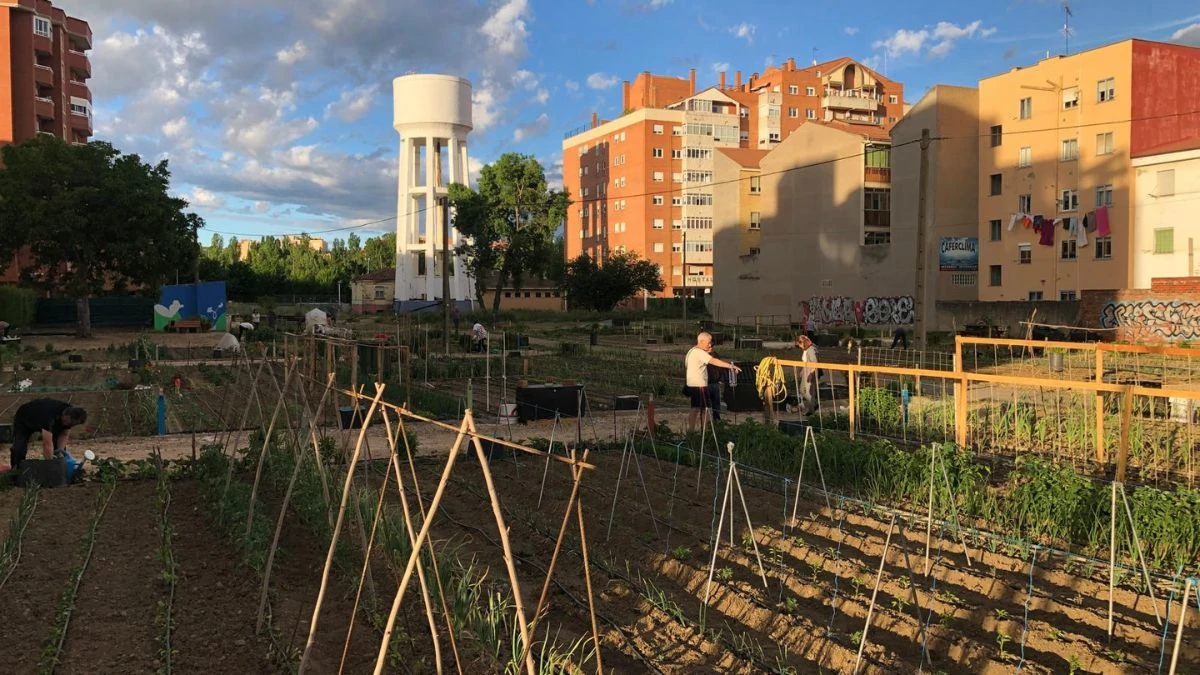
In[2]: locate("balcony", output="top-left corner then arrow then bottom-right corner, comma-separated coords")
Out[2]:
865,167 -> 891,183
822,93 -> 879,113
67,50 -> 90,79
69,80 -> 90,102
70,111 -> 91,135
34,96 -> 55,120
33,33 -> 52,55
66,17 -> 92,49
34,63 -> 53,86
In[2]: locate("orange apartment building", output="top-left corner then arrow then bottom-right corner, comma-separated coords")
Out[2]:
0,0 -> 92,285
978,39 -> 1200,301
562,57 -> 904,299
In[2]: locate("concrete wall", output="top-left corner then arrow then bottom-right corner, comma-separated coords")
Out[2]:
892,85 -> 980,310
930,300 -> 1078,335
1132,148 -> 1200,287
978,41 -> 1135,300
1080,277 -> 1200,343
711,150 -> 764,323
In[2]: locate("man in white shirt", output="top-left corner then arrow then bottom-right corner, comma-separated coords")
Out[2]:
685,332 -> 740,433
797,334 -> 819,414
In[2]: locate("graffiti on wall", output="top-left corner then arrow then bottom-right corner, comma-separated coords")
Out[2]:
802,295 -> 915,327
1099,300 -> 1200,342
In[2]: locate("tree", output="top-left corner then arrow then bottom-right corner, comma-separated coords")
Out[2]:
0,137 -> 201,336
561,251 -> 664,312
448,153 -> 570,312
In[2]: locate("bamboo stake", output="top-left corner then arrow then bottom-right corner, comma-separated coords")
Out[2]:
340,446 -> 393,674
256,429 -> 306,635
240,359 -> 297,533
853,513 -> 898,675
224,355 -> 268,454
573,450 -> 604,675
730,452 -> 769,589
924,442 -> 936,576
1167,578 -> 1192,675
298,384 -> 386,675
467,413 -> 538,675
1118,482 -> 1163,625
1108,480 -> 1118,638
372,416 -> 470,675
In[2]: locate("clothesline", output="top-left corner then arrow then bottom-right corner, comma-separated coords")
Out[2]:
1007,206 -> 1111,247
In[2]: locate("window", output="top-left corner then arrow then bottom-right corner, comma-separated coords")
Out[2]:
1155,228 -> 1175,254
672,172 -> 682,183
1018,146 -> 1032,168
806,86 -> 815,96
1060,189 -> 1078,212
748,247 -> 761,256
672,196 -> 683,206
1062,87 -> 1080,109
374,286 -> 386,300
672,265 -> 682,276
749,175 -> 760,194
864,232 -> 891,245
749,212 -> 761,230
613,154 -> 626,166
69,103 -> 89,117
1097,78 -> 1115,103
1018,193 -> 1032,213
889,95 -> 899,104
806,109 -> 816,120
990,125 -> 1003,147
1018,243 -> 1032,264
1019,97 -> 1032,120
653,218 -> 665,230
863,188 -> 890,244
1095,184 -> 1113,208
989,265 -> 1002,286
989,219 -> 1002,241
1094,236 -> 1112,259
788,85 -> 799,95
865,146 -> 890,169
653,243 -> 664,253
1061,239 -> 1077,260
990,174 -> 1002,196
951,273 -> 976,287
1061,138 -> 1079,161
1060,291 -> 1077,301
1156,169 -> 1176,196
672,126 -> 683,135
1029,291 -> 1044,301
33,16 -> 51,38
652,148 -> 663,158
671,149 -> 682,159
788,107 -> 798,118
1096,132 -> 1114,155
652,171 -> 664,182
652,195 -> 664,205
653,124 -> 664,135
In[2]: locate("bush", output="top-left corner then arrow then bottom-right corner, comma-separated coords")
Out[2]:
0,285 -> 36,326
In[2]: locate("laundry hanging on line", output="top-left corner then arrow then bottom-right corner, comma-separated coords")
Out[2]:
1096,206 -> 1111,237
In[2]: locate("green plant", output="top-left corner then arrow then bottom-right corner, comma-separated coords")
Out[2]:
671,545 -> 692,561
995,631 -> 1012,661
716,567 -> 734,582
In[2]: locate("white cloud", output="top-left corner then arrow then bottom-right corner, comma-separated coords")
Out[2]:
253,201 -> 271,213
844,26 -> 859,36
535,88 -> 550,104
874,28 -> 928,57
276,40 -> 307,65
873,20 -> 992,60
729,22 -> 756,44
933,20 -> 982,40
512,69 -> 540,90
712,62 -> 731,74
565,80 -> 580,92
1173,23 -> 1200,46
324,85 -> 378,123
190,187 -> 225,208
162,117 -> 190,139
586,72 -> 620,90
513,113 -> 550,142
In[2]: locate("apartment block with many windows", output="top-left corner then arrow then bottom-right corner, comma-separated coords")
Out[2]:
977,39 -> 1200,301
563,58 -> 903,299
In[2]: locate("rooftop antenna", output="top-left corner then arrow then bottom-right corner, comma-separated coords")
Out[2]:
1062,1 -> 1073,55
812,47 -> 818,66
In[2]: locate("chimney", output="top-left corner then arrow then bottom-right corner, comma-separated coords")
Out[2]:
719,71 -> 726,90
786,57 -> 796,71
591,112 -> 598,129
622,80 -> 630,110
735,71 -> 742,88
689,68 -> 696,95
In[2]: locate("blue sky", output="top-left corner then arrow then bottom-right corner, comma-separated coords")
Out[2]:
81,0 -> 1200,245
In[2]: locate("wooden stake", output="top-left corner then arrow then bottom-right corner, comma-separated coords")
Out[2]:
1117,386 -> 1133,482
340,446 -> 394,674
1108,480 -> 1118,638
244,359 -> 299,536
853,513 -> 898,675
1167,579 -> 1193,675
298,384 -> 386,675
924,443 -> 936,576
256,431 -> 305,635
1095,349 -> 1106,464
574,454 -> 604,675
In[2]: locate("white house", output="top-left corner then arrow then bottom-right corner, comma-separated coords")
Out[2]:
1132,138 -> 1200,288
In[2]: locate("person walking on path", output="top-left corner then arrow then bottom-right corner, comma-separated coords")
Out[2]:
4,399 -> 87,472
685,332 -> 740,433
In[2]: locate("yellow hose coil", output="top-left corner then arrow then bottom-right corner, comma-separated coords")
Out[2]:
755,356 -> 787,403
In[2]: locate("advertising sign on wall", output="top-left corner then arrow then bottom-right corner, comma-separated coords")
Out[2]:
939,237 -> 979,271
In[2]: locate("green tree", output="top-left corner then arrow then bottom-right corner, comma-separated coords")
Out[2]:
0,137 -> 201,336
561,251 -> 664,311
448,153 -> 570,313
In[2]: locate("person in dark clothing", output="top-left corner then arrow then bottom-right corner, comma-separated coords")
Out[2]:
8,399 -> 87,470
705,352 -> 725,422
891,327 -> 909,349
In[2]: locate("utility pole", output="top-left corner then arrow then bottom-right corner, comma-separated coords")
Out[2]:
440,197 -> 451,356
914,128 -> 931,348
681,230 -> 688,325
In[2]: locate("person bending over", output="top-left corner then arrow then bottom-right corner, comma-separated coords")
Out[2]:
6,399 -> 87,471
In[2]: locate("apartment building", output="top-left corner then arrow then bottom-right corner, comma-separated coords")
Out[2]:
710,148 -> 766,320
1130,137 -> 1200,287
563,57 -> 903,299
0,0 -> 92,286
977,39 -> 1200,302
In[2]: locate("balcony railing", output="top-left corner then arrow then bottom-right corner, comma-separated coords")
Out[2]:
67,50 -> 90,78
66,17 -> 92,49
34,97 -> 54,120
34,63 -> 53,86
69,80 -> 91,102
823,93 -> 879,112
865,167 -> 891,183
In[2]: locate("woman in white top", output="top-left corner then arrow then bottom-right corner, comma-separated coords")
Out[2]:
797,334 -> 819,414
685,332 -> 740,433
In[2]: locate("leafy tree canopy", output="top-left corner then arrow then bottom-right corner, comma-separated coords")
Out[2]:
561,251 -> 664,312
0,137 -> 201,336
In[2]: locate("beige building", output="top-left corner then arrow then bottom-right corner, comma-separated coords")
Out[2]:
977,39 -> 1200,301
891,85 -> 981,314
711,148 -> 766,320
351,269 -> 563,314
713,121 -> 903,326
1131,138 -> 1200,287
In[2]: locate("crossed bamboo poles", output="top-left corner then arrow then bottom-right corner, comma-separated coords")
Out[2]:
214,351 -> 601,675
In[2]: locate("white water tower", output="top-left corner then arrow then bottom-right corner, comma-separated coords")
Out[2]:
392,74 -> 476,312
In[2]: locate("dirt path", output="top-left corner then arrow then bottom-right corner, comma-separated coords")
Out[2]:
59,481 -> 160,675
0,485 -> 100,675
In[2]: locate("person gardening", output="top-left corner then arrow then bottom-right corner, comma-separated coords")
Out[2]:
685,332 -> 740,433
4,399 -> 87,472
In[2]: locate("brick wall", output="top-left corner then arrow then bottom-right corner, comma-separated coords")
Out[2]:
1079,277 -> 1200,343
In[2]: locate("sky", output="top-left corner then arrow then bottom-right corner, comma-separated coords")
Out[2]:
81,0 -> 1200,244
